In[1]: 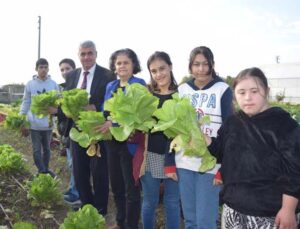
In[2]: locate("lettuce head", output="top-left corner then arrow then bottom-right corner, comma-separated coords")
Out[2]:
151,93 -> 216,172
104,83 -> 159,141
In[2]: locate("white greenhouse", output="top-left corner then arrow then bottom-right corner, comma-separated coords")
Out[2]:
260,63 -> 300,104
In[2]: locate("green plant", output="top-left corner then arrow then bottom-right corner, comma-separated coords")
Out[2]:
179,75 -> 193,85
26,173 -> 62,208
10,98 -> 22,108
13,222 -> 37,229
271,102 -> 300,123
275,90 -> 285,102
60,204 -> 105,229
0,149 -> 27,173
0,144 -> 15,154
70,111 -> 111,149
4,112 -> 29,130
151,93 -> 215,172
104,83 -> 159,141
224,75 -> 234,89
60,89 -> 89,121
31,90 -> 60,118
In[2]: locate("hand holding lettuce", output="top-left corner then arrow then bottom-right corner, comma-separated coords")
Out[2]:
30,90 -> 60,118
70,111 -> 111,156
151,93 -> 216,172
104,83 -> 159,141
60,89 -> 89,121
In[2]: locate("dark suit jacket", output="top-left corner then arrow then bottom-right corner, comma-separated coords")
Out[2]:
61,64 -> 116,137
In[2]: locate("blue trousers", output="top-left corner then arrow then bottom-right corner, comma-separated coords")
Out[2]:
30,129 -> 52,173
141,171 -> 180,229
66,148 -> 79,198
178,168 -> 220,229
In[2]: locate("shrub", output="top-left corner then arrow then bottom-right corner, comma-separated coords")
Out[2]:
26,173 -> 62,208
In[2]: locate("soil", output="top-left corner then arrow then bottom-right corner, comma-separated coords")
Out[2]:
0,126 -> 172,229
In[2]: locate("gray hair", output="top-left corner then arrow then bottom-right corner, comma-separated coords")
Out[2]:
79,40 -> 96,50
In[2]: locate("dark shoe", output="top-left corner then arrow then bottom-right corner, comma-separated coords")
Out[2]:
46,170 -> 56,178
64,194 -> 81,205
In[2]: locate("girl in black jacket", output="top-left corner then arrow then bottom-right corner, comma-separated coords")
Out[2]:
206,67 -> 300,229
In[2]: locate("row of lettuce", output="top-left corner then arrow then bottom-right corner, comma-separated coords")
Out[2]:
0,144 -> 105,229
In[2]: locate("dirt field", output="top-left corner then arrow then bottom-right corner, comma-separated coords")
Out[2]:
0,126 -> 172,228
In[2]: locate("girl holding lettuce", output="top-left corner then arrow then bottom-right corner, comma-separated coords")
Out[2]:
97,48 -> 145,229
140,51 -> 180,229
176,46 -> 233,229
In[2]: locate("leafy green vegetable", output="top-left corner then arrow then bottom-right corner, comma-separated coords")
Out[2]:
13,222 -> 37,229
31,90 -> 60,118
70,111 -> 111,149
60,89 -> 89,121
4,112 -> 29,130
0,144 -> 15,155
104,83 -> 159,141
151,93 -> 216,172
0,145 -> 27,174
26,174 -> 62,208
59,204 -> 106,229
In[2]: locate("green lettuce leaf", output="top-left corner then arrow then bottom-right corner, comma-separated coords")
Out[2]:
70,111 -> 111,148
104,83 -> 159,141
151,93 -> 216,172
4,112 -> 29,130
31,90 -> 60,118
59,204 -> 105,229
60,89 -> 89,121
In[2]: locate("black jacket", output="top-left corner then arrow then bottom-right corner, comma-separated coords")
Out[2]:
59,65 -> 116,139
208,107 -> 300,216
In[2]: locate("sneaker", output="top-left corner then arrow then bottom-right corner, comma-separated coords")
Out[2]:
64,194 -> 81,205
64,189 -> 71,197
37,170 -> 56,178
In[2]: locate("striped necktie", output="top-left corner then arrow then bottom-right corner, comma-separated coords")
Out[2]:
81,71 -> 89,89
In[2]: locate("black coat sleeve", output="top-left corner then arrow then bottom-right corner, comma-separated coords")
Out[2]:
207,123 -> 226,163
280,126 -> 300,199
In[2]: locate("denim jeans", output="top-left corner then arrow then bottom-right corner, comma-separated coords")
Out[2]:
141,171 -> 180,229
66,148 -> 79,198
177,168 -> 220,229
30,129 -> 52,173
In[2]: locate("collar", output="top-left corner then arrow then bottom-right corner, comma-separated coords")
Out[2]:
83,64 -> 96,76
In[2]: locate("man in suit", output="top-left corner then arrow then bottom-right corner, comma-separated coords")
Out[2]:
64,40 -> 116,215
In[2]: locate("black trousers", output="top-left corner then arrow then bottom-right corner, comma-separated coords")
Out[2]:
71,140 -> 109,215
106,140 -> 141,229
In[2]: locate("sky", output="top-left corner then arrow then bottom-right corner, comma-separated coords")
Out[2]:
1,0 -> 300,86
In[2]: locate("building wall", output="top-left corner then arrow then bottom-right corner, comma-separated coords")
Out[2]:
0,85 -> 24,104
268,78 -> 300,103
260,63 -> 300,104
